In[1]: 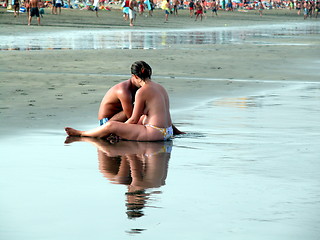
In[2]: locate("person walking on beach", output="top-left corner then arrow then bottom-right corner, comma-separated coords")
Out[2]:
122,0 -> 130,21
195,0 -> 203,21
28,0 -> 41,25
303,1 -> 309,19
138,0 -> 145,16
211,0 -> 218,17
25,0 -> 30,18
163,0 -> 171,22
13,0 -> 21,17
51,0 -> 56,14
145,0 -> 154,16
226,0 -> 233,11
65,61 -> 175,141
189,0 -> 195,17
129,0 -> 138,26
93,0 -> 99,17
55,0 -> 63,14
315,1 -> 320,18
258,0 -> 264,16
296,1 -> 301,15
173,0 -> 179,15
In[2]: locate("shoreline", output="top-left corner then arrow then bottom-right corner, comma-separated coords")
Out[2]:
0,7 -> 317,32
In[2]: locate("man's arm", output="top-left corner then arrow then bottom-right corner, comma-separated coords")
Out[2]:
117,89 -> 134,120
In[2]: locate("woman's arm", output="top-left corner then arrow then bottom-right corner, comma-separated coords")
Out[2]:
125,90 -> 145,124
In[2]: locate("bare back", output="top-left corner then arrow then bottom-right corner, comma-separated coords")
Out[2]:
132,81 -> 172,128
98,79 -> 137,120
30,0 -> 39,8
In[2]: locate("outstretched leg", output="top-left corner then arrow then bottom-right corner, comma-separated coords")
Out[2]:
65,121 -> 165,141
65,124 -> 110,138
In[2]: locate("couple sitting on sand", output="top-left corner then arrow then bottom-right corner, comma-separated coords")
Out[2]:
65,60 -> 184,141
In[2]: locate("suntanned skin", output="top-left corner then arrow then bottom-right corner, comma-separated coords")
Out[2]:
98,78 -> 138,122
98,78 -> 185,135
65,74 -> 181,141
28,0 -> 40,25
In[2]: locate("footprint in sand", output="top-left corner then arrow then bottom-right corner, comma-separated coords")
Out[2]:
28,100 -> 36,106
55,93 -> 63,100
78,81 -> 89,86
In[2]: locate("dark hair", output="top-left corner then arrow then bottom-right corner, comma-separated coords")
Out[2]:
131,61 -> 152,81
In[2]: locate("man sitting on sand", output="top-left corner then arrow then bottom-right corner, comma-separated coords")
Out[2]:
98,78 -> 139,125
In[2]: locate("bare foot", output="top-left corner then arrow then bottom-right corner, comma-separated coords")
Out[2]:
65,127 -> 83,136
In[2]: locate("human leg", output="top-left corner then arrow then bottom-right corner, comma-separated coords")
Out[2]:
65,121 -> 165,141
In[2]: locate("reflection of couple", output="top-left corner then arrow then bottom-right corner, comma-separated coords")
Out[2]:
65,137 -> 171,219
65,61 -> 184,141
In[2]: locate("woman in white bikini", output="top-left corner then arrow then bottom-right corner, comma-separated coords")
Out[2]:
65,61 -> 174,141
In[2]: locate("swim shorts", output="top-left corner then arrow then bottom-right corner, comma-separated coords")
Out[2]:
129,9 -> 136,19
30,7 -> 40,17
99,117 -> 109,126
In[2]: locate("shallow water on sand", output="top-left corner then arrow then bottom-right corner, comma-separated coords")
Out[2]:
1,22 -> 319,50
1,81 -> 319,239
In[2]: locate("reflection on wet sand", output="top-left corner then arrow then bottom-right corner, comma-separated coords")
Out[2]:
2,23 -> 319,51
65,137 -> 172,220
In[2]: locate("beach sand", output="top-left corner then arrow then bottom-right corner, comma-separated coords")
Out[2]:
1,7 -> 320,240
1,8 -> 319,134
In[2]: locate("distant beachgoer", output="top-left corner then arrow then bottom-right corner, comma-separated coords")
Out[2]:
202,0 -> 207,17
189,0 -> 195,17
149,0 -> 155,16
303,1 -> 308,19
211,0 -> 218,17
221,0 -> 225,10
296,1 -> 301,15
55,0 -> 63,14
258,0 -> 264,16
163,0 -> 171,22
195,0 -> 203,21
13,0 -> 21,17
39,0 -> 44,17
25,0 -> 30,17
226,0 -> 233,11
122,0 -> 130,21
315,1 -> 320,18
93,0 -> 99,17
28,0 -> 41,25
173,0 -> 179,15
129,0 -> 138,26
308,1 -> 314,17
51,0 -> 56,14
145,0 -> 154,16
289,0 -> 294,10
65,61 -> 176,141
138,1 -> 144,15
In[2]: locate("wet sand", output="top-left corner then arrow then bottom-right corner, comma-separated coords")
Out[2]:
1,7 -> 320,240
1,8 -> 319,134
